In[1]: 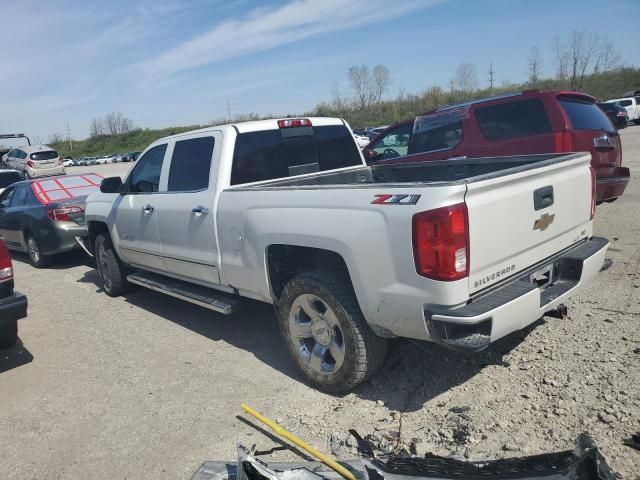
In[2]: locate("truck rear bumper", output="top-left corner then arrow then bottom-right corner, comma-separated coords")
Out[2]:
0,291 -> 28,327
424,237 -> 608,351
596,167 -> 630,203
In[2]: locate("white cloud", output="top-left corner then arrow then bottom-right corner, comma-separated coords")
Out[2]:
136,0 -> 445,83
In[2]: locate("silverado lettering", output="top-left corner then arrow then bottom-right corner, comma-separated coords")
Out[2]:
474,264 -> 516,289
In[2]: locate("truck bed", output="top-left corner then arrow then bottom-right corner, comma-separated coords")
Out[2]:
231,153 -> 579,189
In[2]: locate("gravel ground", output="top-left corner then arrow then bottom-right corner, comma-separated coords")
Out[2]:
1,128 -> 639,479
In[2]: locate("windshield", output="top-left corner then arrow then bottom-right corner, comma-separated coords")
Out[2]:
0,171 -> 23,188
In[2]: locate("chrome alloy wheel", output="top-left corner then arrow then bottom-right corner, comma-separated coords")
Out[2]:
288,294 -> 345,374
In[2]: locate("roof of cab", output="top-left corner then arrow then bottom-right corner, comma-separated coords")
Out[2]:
154,117 -> 346,143
14,144 -> 57,153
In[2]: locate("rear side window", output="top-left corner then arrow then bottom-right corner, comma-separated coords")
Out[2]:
231,125 -> 361,185
618,100 -> 632,107
31,174 -> 103,204
11,185 -> 28,206
475,99 -> 552,141
168,137 -> 214,192
409,110 -> 465,155
0,172 -> 23,188
559,98 -> 614,131
30,150 -> 58,161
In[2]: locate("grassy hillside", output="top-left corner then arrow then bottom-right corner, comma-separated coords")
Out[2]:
51,67 -> 640,157
52,125 -> 205,158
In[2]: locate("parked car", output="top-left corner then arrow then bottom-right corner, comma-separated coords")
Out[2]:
63,157 -> 75,167
353,133 -> 370,148
0,170 -> 24,194
367,126 -> 388,140
83,117 -> 607,392
0,173 -> 103,267
598,102 -> 629,129
129,151 -> 141,161
0,237 -> 27,348
3,145 -> 66,179
364,90 -> 630,204
604,97 -> 640,124
622,89 -> 640,97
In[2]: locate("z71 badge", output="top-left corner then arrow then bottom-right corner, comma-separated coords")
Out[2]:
371,194 -> 421,205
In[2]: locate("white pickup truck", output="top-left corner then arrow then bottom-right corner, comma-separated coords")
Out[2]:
83,117 -> 608,392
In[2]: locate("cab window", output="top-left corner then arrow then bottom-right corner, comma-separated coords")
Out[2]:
128,144 -> 167,193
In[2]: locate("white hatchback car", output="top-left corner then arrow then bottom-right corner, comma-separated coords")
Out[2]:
4,145 -> 65,179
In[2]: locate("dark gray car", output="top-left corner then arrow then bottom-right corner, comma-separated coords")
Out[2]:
0,174 -> 102,267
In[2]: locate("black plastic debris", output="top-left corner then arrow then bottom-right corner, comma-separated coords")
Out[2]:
190,434 -> 616,480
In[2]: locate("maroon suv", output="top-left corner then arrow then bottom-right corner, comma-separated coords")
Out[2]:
364,90 -> 630,203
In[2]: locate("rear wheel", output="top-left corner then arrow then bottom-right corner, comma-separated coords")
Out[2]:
26,234 -> 49,268
0,320 -> 18,348
95,234 -> 132,297
277,270 -> 387,393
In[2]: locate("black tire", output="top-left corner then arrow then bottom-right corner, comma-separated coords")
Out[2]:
277,269 -> 387,393
94,233 -> 132,297
26,234 -> 49,268
0,320 -> 18,348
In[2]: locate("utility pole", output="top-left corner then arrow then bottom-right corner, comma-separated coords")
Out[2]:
488,63 -> 495,94
66,122 -> 73,152
226,99 -> 232,123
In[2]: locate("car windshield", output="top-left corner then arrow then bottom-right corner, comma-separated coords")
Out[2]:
30,150 -> 58,161
0,171 -> 23,187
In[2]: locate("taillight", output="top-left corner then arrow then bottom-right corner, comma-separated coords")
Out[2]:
412,203 -> 469,281
59,157 -> 63,165
616,111 -> 627,117
277,118 -> 312,128
0,240 -> 13,282
47,205 -> 83,221
554,131 -> 574,152
590,166 -> 596,219
26,159 -> 35,168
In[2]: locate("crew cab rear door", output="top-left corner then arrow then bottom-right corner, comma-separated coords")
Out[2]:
464,153 -> 592,296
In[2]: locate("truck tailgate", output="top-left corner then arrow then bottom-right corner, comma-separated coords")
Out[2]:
465,153 -> 592,294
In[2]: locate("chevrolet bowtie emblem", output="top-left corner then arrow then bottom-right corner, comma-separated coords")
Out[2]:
533,213 -> 555,231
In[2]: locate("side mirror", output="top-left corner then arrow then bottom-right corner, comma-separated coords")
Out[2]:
363,148 -> 378,162
100,176 -> 123,194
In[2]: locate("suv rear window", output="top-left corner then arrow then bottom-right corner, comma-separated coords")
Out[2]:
475,98 -> 552,141
559,97 -> 614,131
30,150 -> 59,161
231,125 -> 361,185
618,99 -> 632,107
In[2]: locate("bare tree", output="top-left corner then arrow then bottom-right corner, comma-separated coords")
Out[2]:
371,65 -> 392,104
554,31 -> 620,90
330,81 -> 346,110
48,132 -> 63,144
454,63 -> 478,100
527,46 -> 543,87
90,118 -> 104,138
348,65 -> 371,109
593,39 -> 620,73
103,112 -> 134,136
424,85 -> 446,109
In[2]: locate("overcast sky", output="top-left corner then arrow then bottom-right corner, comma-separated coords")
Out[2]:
1,0 -> 638,143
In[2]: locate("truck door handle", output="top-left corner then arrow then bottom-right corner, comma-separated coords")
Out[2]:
142,204 -> 154,214
192,206 -> 209,215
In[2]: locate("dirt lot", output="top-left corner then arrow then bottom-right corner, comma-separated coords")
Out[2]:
1,129 -> 639,479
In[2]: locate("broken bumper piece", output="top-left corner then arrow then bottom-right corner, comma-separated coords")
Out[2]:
190,435 -> 615,480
